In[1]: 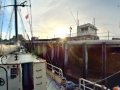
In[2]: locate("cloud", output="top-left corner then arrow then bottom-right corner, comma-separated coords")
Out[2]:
22,0 -> 120,39
2,0 -> 120,39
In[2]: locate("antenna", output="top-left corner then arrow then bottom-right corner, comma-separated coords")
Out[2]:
70,26 -> 72,37
77,10 -> 79,26
69,8 -> 77,25
93,17 -> 95,26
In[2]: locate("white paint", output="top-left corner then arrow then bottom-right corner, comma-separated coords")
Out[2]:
77,23 -> 97,36
0,53 -> 47,90
0,65 -> 22,90
33,62 -> 47,90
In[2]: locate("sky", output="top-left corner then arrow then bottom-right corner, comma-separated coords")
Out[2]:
31,0 -> 120,39
1,0 -> 120,39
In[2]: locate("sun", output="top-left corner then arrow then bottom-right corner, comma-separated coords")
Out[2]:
54,27 -> 68,38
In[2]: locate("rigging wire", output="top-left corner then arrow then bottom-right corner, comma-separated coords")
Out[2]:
83,70 -> 120,89
0,0 -> 6,40
25,0 -> 33,38
18,8 -> 30,41
25,0 -> 34,52
69,8 -> 77,25
28,0 -> 33,38
18,0 -> 33,39
0,0 -> 6,56
5,8 -> 14,40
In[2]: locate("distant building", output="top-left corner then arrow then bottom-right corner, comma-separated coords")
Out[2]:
31,37 -> 39,40
34,23 -> 99,41
76,23 -> 99,40
77,23 -> 97,36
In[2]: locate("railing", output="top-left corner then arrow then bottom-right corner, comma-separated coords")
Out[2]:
37,31 -> 120,40
46,63 -> 63,78
79,78 -> 110,90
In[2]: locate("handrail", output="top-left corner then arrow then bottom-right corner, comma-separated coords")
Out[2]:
79,78 -> 110,90
46,63 -> 63,78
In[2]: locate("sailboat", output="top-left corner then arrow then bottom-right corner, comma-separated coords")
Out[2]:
0,0 -> 48,90
0,0 -> 71,90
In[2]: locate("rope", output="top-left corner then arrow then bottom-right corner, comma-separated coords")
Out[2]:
0,0 -> 6,41
18,8 -> 30,41
24,0 -> 33,38
25,0 -> 34,52
5,8 -> 14,40
82,70 -> 120,89
95,70 -> 120,84
28,0 -> 33,38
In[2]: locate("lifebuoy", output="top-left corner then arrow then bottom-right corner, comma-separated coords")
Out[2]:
0,78 -> 5,86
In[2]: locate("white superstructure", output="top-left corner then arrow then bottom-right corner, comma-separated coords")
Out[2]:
77,23 -> 97,36
0,51 -> 47,90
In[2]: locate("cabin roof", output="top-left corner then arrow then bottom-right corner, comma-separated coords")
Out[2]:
0,53 -> 45,64
78,23 -> 97,30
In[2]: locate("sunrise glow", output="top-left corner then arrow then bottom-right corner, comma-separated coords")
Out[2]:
54,27 -> 69,38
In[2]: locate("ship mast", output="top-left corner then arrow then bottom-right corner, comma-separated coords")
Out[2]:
14,0 -> 18,41
3,0 -> 29,42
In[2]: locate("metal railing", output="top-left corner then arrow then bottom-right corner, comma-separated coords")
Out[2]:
46,63 -> 63,78
79,78 -> 110,90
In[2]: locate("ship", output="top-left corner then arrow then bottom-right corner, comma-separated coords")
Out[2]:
0,0 -> 65,90
0,0 -> 118,90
